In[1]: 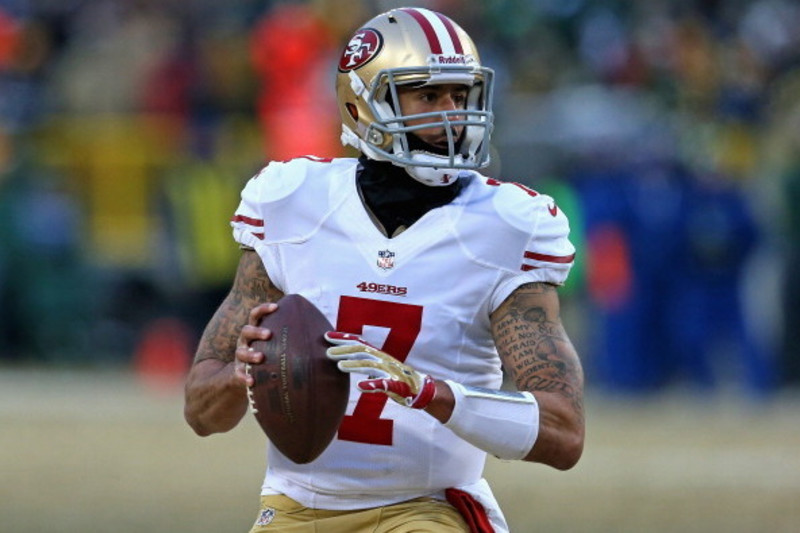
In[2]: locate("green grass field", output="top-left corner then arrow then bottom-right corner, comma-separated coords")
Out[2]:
1,368 -> 798,532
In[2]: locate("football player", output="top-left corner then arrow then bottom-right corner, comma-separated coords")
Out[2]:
184,7 -> 584,533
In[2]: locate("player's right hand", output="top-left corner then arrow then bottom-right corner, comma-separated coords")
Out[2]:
235,303 -> 277,386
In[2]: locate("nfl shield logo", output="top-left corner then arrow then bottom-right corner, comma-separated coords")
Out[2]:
255,508 -> 275,526
377,249 -> 395,270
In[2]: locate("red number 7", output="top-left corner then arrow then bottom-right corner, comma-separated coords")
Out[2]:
334,295 -> 423,445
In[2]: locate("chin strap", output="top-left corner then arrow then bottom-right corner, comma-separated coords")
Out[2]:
342,123 -> 478,187
404,156 -> 464,186
401,131 -> 467,186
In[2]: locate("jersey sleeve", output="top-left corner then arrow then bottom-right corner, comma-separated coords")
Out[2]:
489,191 -> 576,312
231,168 -> 268,250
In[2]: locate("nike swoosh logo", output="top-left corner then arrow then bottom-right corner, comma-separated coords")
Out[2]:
548,203 -> 558,217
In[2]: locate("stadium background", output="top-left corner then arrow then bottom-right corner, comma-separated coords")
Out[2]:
1,0 -> 798,531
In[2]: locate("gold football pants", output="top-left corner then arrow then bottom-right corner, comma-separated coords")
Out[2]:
248,494 -> 470,532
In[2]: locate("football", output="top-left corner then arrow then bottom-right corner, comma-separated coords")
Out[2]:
245,294 -> 349,464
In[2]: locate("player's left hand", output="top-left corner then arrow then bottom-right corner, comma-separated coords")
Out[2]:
325,331 -> 436,409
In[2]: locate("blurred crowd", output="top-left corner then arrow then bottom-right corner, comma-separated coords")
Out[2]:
1,0 -> 799,396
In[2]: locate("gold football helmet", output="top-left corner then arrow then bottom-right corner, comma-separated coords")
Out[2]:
335,7 -> 494,186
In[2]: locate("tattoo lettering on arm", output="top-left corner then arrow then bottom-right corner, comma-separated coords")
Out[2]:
492,282 -> 584,416
194,250 -> 282,364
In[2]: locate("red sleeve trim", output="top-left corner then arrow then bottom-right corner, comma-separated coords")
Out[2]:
231,214 -> 264,227
523,251 -> 575,264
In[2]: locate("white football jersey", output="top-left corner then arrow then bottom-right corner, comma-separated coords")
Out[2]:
231,156 -> 574,511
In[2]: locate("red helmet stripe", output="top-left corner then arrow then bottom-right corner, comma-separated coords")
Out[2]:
400,8 -> 443,54
435,12 -> 464,55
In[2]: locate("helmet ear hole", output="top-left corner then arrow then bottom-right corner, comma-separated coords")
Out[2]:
346,103 -> 358,121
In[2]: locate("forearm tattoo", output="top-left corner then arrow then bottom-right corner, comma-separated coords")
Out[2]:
492,282 -> 584,414
194,251 -> 281,364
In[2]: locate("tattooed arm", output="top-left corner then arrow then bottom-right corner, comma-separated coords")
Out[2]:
491,282 -> 585,468
184,250 -> 285,436
422,282 -> 583,468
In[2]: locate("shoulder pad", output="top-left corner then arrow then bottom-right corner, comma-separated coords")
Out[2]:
454,176 -> 575,282
231,157 -> 356,247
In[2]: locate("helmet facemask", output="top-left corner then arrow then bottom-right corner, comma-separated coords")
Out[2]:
351,65 -> 494,186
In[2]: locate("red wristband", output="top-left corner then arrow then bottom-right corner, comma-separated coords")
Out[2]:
410,375 -> 437,409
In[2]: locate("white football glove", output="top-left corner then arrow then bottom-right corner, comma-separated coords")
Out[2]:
325,331 -> 436,409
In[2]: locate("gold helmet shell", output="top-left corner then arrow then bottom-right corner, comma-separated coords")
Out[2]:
335,7 -> 495,185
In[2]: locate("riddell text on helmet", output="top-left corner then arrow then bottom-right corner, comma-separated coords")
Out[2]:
434,54 -> 471,65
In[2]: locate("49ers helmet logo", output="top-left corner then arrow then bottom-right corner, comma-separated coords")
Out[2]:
338,28 -> 382,72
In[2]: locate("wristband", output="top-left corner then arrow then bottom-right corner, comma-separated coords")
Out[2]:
410,374 -> 437,409
443,380 -> 539,460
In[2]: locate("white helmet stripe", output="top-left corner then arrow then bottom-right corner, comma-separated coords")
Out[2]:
399,8 -> 463,55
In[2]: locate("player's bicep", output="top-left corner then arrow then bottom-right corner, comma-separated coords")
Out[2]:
490,282 -> 583,413
193,250 -> 283,364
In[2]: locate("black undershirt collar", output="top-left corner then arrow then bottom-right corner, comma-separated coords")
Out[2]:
356,155 -> 464,237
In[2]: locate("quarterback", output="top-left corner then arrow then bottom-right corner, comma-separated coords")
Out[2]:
184,7 -> 585,533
